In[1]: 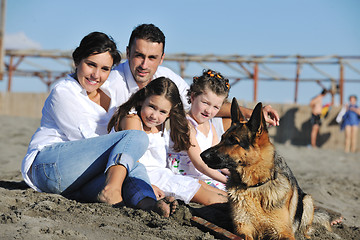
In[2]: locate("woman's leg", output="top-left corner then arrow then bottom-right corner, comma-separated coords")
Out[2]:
191,180 -> 228,205
32,130 -> 150,200
97,164 -> 127,205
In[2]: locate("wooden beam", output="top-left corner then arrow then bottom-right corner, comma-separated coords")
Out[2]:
0,0 -> 6,80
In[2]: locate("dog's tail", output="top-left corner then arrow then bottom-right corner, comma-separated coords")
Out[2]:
313,207 -> 332,231
298,194 -> 316,238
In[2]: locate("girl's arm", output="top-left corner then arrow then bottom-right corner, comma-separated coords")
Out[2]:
120,114 -> 143,131
187,124 -> 228,184
349,106 -> 360,115
211,124 -> 230,176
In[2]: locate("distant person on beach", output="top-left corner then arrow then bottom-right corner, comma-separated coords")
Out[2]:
309,89 -> 328,148
167,69 -> 230,190
341,95 -> 360,153
108,77 -> 228,205
107,23 -> 280,134
21,32 -> 174,217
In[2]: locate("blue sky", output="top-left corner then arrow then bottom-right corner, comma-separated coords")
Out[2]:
2,0 -> 360,105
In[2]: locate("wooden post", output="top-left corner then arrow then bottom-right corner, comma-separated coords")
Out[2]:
180,61 -> 185,79
7,55 -> 13,91
253,63 -> 258,102
0,0 -> 6,80
339,60 -> 344,105
294,57 -> 301,103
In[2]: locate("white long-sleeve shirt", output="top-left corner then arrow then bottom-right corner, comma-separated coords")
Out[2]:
21,74 -> 121,191
108,60 -> 191,110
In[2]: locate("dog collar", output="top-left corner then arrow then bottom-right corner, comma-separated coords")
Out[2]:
248,179 -> 270,188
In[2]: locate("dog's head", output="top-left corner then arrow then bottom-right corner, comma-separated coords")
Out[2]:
201,98 -> 275,187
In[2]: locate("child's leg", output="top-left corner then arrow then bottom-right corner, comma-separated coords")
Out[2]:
199,180 -> 227,196
344,126 -> 351,152
311,124 -> 319,147
350,126 -> 358,152
191,180 -> 228,205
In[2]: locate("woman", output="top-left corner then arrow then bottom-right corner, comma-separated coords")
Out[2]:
21,32 -> 173,217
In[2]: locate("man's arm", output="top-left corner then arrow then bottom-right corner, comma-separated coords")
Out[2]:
216,101 -> 280,126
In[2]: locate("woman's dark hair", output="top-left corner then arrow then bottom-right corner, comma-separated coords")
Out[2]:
187,69 -> 230,104
108,77 -> 191,152
72,32 -> 121,67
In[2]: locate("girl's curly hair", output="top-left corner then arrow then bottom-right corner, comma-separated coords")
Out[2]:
187,69 -> 230,104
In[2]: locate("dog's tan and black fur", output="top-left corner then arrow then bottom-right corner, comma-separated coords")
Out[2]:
201,98 -> 331,240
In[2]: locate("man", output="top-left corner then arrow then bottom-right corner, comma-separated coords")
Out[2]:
309,89 -> 328,148
108,24 -> 279,135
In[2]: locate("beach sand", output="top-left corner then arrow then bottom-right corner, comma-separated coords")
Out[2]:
0,115 -> 359,240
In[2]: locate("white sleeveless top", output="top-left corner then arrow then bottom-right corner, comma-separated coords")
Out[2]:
188,116 -> 214,151
138,130 -> 168,171
167,116 -> 226,190
137,120 -> 201,203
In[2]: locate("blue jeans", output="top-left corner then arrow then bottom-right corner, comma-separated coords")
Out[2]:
31,130 -> 155,207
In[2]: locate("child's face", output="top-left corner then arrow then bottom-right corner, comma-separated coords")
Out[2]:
190,89 -> 226,124
140,95 -> 171,129
349,96 -> 357,105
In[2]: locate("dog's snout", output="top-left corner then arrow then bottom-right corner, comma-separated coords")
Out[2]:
200,148 -> 213,162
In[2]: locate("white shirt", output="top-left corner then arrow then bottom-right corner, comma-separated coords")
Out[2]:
108,60 -> 191,110
21,74 -> 121,191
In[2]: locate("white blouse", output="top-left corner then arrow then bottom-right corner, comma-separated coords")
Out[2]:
21,74 -> 121,191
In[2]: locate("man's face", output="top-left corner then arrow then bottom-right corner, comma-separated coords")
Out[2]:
127,38 -> 165,89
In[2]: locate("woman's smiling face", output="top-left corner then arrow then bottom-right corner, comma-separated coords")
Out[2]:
76,52 -> 113,95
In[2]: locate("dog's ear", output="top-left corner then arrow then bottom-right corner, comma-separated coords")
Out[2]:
231,97 -> 246,124
247,102 -> 267,135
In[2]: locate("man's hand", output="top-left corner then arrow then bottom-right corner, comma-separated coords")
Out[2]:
263,105 -> 280,126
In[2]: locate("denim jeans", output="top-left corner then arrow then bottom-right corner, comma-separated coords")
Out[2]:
31,130 -> 155,207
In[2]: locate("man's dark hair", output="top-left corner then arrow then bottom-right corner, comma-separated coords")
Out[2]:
128,24 -> 166,54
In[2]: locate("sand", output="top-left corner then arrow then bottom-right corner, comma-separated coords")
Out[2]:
0,115 -> 359,240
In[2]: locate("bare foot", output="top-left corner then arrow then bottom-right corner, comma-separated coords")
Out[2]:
153,196 -> 178,218
97,185 -> 123,205
331,216 -> 344,226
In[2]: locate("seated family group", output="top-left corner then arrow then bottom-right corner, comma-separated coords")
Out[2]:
21,24 -> 279,217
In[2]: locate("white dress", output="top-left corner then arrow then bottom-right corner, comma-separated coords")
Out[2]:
138,123 -> 201,204
167,116 -> 226,190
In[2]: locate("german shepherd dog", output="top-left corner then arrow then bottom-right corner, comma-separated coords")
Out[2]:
201,98 -> 331,240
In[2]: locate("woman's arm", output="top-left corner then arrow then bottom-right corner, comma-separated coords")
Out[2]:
46,86 -> 100,140
187,124 -> 228,184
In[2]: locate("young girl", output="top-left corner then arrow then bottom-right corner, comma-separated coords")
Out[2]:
168,70 -> 230,190
108,77 -> 228,206
341,95 -> 360,153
